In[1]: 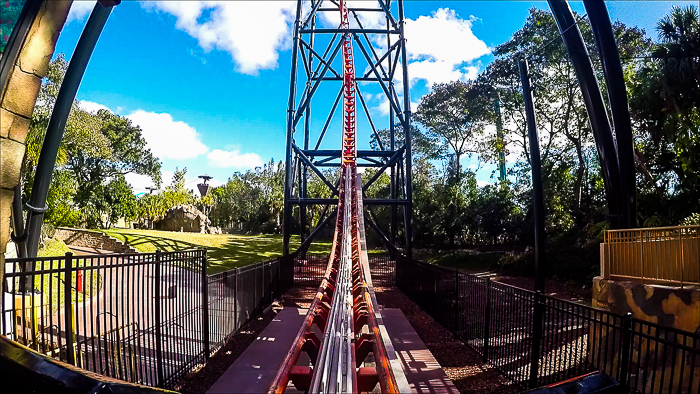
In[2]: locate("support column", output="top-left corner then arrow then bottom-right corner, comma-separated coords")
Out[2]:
283,0 -> 303,256
583,0 -> 637,229
0,0 -> 73,282
25,1 -> 118,258
398,0 -> 412,258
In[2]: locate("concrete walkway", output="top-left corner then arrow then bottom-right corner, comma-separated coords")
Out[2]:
206,306 -> 456,394
382,308 -> 459,394
207,307 -> 306,394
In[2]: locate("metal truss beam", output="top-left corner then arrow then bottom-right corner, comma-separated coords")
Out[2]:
283,0 -> 412,256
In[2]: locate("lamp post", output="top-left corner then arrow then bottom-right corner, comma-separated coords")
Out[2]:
198,175 -> 213,225
197,175 -> 213,197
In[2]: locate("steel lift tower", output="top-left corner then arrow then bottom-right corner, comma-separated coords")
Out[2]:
282,0 -> 413,257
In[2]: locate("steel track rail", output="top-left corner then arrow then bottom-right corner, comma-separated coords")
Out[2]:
269,166 -> 409,394
268,2 -> 409,392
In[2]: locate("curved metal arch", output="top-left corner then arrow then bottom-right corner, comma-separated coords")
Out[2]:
547,0 -> 636,229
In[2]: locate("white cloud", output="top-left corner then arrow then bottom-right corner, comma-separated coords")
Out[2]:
403,8 -> 490,86
79,100 -> 111,114
207,149 -> 263,169
143,1 -> 296,75
374,93 -> 419,116
319,0 -> 386,30
67,1 -> 96,23
126,110 -> 209,160
125,173 -> 157,195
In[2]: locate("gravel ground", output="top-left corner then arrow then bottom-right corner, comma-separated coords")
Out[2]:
375,287 -> 520,394
174,287 -> 316,394
493,275 -> 591,304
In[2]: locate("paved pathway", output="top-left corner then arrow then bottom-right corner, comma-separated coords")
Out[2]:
207,307 -> 306,394
382,308 -> 459,394
206,306 -> 457,394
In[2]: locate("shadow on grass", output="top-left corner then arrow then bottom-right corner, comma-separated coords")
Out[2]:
415,250 -> 505,274
101,230 -> 333,274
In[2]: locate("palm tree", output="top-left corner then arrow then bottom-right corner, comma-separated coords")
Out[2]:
653,5 -> 699,113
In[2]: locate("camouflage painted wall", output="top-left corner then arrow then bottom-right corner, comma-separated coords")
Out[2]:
593,276 -> 699,333
590,276 -> 699,393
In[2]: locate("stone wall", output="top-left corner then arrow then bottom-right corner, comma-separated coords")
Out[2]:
54,228 -> 138,254
592,276 -> 700,333
0,1 -> 72,280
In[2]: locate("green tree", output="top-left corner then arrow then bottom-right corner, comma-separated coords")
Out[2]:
629,5 -> 700,223
22,55 -> 160,228
479,8 -> 649,226
414,80 -> 490,177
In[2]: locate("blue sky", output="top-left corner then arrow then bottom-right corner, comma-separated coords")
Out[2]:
55,1 -> 694,194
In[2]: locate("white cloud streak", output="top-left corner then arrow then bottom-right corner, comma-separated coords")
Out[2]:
143,1 -> 296,75
403,8 -> 490,86
79,100 -> 111,114
67,0 -> 96,23
126,110 -> 209,160
207,149 -> 263,169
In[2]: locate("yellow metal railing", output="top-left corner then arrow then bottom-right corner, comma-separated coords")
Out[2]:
602,225 -> 700,287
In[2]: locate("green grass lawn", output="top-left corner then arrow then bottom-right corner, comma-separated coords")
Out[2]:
414,249 -> 505,274
100,229 -> 333,273
37,238 -> 71,257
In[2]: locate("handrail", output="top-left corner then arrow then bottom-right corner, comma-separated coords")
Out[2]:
605,225 -> 700,234
602,225 -> 700,287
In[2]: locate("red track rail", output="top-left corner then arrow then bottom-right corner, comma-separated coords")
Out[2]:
268,3 -> 407,392
341,0 -> 356,165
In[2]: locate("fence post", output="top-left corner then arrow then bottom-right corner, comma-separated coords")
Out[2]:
201,249 -> 210,361
619,312 -> 632,386
154,250 -> 164,387
277,257 -> 281,298
394,255 -> 399,288
234,268 -> 239,330
64,252 -> 75,366
483,278 -> 491,360
529,290 -> 544,389
454,271 -> 460,333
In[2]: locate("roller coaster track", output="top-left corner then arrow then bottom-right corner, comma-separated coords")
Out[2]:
269,2 -> 409,392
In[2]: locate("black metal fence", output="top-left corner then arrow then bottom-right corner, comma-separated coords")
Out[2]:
395,254 -> 700,393
2,250 -> 295,390
207,256 -> 294,356
292,252 -> 395,287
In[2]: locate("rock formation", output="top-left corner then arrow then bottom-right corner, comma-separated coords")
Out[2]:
154,205 -> 221,234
